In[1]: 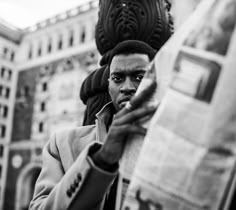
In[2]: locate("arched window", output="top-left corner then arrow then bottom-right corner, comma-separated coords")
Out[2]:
58,35 -> 63,50
47,38 -> 52,53
69,30 -> 74,47
42,82 -> 48,92
40,102 -> 46,112
37,43 -> 42,56
39,122 -> 44,132
80,26 -> 86,43
11,51 -> 15,61
28,45 -> 32,59
0,125 -> 6,138
0,145 -> 4,157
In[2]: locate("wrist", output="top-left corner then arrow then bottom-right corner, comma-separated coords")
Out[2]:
92,150 -> 118,171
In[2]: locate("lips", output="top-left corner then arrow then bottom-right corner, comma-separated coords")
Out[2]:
118,97 -> 132,108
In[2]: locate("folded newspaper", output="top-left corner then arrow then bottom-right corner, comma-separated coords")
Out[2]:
120,0 -> 236,209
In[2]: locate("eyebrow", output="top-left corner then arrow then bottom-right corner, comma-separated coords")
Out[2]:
110,69 -> 146,75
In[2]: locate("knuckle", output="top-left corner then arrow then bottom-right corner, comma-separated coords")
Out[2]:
113,114 -> 118,120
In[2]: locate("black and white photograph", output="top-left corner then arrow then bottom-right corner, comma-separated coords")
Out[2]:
0,0 -> 236,210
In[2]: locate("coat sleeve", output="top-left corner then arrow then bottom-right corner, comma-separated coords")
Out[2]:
29,132 -> 118,210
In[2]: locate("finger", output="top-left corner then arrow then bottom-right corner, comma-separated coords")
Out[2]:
113,105 -> 157,125
114,103 -> 157,121
115,79 -> 157,117
130,79 -> 157,110
113,124 -> 147,136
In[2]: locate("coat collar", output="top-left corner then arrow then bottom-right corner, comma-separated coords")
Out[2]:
96,102 -> 116,129
72,102 -> 116,159
95,102 -> 116,143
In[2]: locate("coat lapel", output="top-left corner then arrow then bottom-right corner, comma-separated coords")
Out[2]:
71,126 -> 97,160
71,102 -> 114,160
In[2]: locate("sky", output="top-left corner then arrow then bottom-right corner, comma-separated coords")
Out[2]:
0,0 -> 92,28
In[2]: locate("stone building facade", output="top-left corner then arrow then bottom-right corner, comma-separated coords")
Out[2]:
0,19 -> 22,210
0,1 -> 99,209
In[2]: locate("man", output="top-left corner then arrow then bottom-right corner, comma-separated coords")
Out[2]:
29,40 -> 158,210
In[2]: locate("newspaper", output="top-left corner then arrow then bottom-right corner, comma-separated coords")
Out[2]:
121,0 -> 236,209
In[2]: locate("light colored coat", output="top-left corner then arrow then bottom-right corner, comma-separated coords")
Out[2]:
29,103 -> 118,210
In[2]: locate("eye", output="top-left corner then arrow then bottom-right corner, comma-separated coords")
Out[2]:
111,75 -> 123,83
135,74 -> 144,82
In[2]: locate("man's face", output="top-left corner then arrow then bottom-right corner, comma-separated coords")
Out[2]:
109,53 -> 150,111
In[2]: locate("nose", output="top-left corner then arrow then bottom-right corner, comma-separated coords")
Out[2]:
120,78 -> 136,95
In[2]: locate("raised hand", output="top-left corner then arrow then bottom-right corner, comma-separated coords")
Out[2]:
92,79 -> 157,169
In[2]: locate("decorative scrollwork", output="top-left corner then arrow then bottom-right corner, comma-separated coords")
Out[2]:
95,0 -> 173,57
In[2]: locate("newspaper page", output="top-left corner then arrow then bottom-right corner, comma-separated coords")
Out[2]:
116,0 -> 216,208
122,0 -> 236,209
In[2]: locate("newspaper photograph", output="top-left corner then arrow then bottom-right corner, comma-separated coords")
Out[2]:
120,0 -> 236,209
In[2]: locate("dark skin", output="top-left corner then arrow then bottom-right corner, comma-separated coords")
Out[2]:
92,54 -> 157,169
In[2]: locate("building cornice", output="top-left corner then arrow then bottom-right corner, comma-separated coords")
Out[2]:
0,0 -> 98,43
23,0 -> 98,33
0,18 -> 23,44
